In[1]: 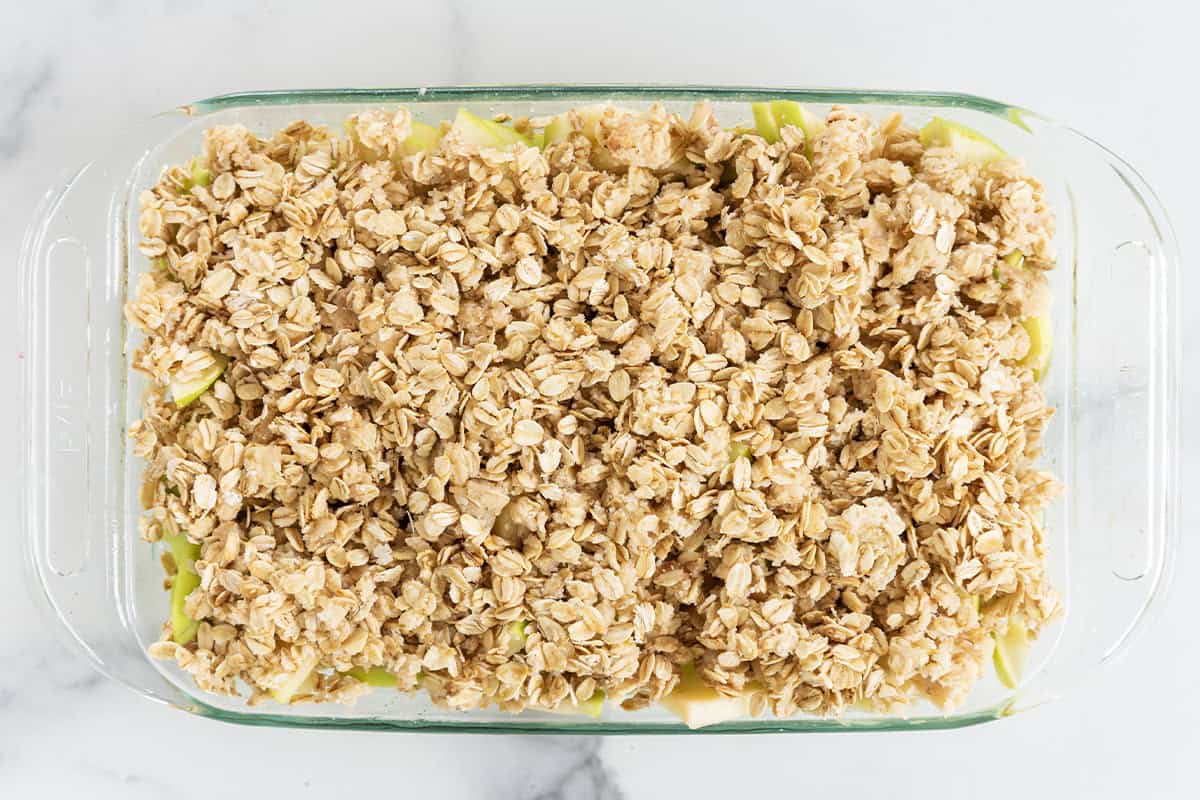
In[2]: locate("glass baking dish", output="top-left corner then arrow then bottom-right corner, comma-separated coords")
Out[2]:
18,86 -> 1180,733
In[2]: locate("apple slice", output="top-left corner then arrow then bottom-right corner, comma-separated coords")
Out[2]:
1021,316 -> 1052,381
993,619 -> 1030,689
504,619 -> 529,654
344,666 -> 398,688
661,665 -> 751,729
576,689 -> 605,718
342,117 -> 377,160
995,250 -> 1025,285
540,104 -> 621,148
404,121 -> 442,154
993,247 -> 1051,381
170,570 -> 201,644
164,531 -> 202,644
751,101 -> 825,158
540,105 -> 691,173
152,257 -> 177,280
451,109 -> 533,150
180,157 -> 211,193
270,653 -> 321,704
170,352 -> 228,409
919,117 -> 1006,164
539,104 -> 624,170
541,112 -> 574,147
771,100 -> 825,157
750,102 -> 780,143
347,116 -> 442,159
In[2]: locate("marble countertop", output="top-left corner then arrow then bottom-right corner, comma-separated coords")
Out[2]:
3,1 -> 1196,796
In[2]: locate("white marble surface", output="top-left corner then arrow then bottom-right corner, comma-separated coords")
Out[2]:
3,0 -> 1196,796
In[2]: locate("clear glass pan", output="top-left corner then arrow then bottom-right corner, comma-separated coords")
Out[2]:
18,86 -> 1180,733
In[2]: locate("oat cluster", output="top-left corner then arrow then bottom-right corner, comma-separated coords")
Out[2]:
130,102 -> 1061,717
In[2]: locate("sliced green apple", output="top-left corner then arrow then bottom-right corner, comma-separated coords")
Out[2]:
995,250 -> 1023,285
348,116 -> 442,159
661,665 -> 751,729
345,666 -> 398,688
1021,315 -> 1052,381
152,257 -> 177,280
919,117 -> 1006,164
541,113 -> 574,147
343,117 -> 375,159
992,619 -> 1030,689
576,689 -> 605,718
404,121 -> 442,154
164,531 -> 200,570
540,105 -> 690,172
771,100 -> 825,157
751,101 -> 825,157
540,104 -> 622,149
504,619 -> 529,654
1003,250 -> 1025,270
189,157 -> 211,189
170,570 -> 201,644
176,157 -> 211,193
270,653 -> 321,704
164,531 -> 201,644
539,105 -> 616,169
451,109 -> 533,150
170,353 -> 228,409
751,103 -> 780,143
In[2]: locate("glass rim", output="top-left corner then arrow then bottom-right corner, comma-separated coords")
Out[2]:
183,84 -> 1028,119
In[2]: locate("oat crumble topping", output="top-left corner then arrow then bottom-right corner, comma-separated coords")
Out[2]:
129,101 -> 1060,718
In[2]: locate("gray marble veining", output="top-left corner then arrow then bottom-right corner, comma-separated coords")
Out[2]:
0,61 -> 52,160
527,738 -> 625,800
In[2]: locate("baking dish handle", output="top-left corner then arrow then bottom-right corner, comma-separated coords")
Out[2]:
1013,119 -> 1180,710
19,162 -> 183,707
